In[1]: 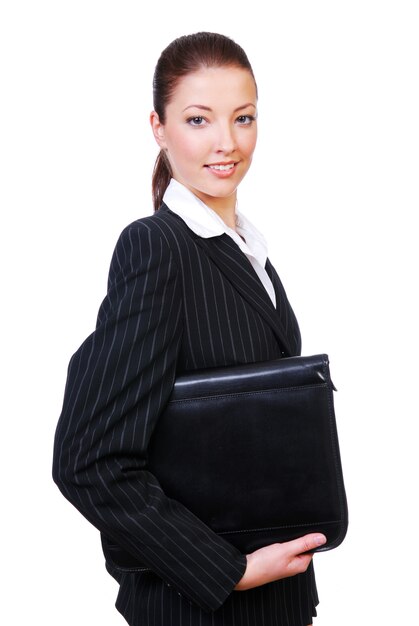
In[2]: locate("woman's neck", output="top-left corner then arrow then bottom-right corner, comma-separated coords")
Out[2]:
199,193 -> 238,231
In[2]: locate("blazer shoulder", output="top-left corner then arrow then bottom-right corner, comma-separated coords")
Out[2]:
116,206 -> 197,266
118,205 -> 190,243
108,207 -> 193,285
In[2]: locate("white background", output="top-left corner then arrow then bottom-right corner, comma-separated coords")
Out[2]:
1,1 -> 418,624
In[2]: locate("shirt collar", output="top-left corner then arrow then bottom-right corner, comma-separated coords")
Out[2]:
162,178 -> 268,267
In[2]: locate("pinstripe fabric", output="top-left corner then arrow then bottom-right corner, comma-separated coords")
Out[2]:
53,205 -> 318,625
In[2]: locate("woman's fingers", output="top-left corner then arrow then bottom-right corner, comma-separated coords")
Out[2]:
235,534 -> 327,591
281,534 -> 325,577
283,533 -> 327,557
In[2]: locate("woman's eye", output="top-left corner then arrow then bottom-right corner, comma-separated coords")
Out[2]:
187,116 -> 206,126
236,115 -> 255,125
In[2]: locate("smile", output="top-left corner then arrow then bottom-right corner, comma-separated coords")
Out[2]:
205,162 -> 239,179
207,163 -> 236,171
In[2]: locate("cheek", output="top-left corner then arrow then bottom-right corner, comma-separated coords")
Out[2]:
240,130 -> 257,158
167,128 -> 205,165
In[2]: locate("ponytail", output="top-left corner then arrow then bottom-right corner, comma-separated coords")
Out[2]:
152,149 -> 172,212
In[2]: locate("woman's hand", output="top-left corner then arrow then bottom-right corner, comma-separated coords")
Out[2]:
235,533 -> 326,591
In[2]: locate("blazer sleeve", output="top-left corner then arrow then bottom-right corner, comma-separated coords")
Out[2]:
52,220 -> 246,612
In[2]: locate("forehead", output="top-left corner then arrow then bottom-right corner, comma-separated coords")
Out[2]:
167,66 -> 257,110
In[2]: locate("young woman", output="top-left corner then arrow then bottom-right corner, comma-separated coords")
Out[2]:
53,32 -> 326,626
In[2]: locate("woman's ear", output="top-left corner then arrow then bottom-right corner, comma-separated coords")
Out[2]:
150,111 -> 167,149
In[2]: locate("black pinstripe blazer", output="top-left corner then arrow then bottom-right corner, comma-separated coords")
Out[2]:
53,205 -> 318,626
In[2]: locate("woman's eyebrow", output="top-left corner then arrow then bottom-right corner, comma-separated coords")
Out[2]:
182,102 -> 256,113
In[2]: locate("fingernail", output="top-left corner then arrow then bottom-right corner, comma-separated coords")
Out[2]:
315,535 -> 327,546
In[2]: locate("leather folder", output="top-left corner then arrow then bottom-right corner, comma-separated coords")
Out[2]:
102,354 -> 348,570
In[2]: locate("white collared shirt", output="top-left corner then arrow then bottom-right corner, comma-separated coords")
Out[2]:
163,179 -> 276,307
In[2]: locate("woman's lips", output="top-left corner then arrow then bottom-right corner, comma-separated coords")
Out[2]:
205,162 -> 238,178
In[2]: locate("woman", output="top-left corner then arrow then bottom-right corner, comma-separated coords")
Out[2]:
53,32 -> 326,626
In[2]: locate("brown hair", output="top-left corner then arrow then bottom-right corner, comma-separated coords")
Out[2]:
151,32 -> 257,211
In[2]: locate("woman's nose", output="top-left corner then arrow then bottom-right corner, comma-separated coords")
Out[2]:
214,123 -> 237,154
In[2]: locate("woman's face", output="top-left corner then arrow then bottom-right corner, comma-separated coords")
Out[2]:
151,66 -> 258,213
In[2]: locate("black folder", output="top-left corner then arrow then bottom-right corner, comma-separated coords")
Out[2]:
103,354 -> 348,570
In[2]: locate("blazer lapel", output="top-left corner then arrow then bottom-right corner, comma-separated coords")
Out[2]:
265,258 -> 301,356
195,235 -> 294,356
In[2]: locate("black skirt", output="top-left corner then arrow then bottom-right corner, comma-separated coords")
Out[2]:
113,562 -> 318,626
